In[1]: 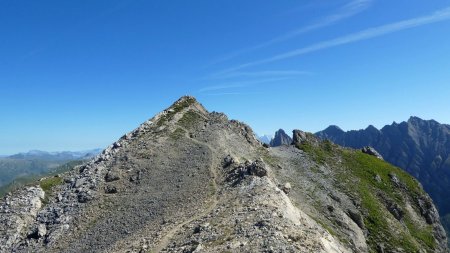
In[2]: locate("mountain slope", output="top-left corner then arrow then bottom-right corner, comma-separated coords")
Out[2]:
316,116 -> 450,245
0,98 -> 447,252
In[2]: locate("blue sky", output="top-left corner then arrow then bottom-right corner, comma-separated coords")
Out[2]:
1,0 -> 450,154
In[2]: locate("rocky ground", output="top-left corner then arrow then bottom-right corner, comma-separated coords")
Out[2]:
0,96 -> 448,252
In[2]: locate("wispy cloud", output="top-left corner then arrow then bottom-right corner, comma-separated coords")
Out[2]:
209,70 -> 312,79
211,0 -> 372,64
198,77 -> 291,93
200,92 -> 262,96
221,6 -> 450,73
198,84 -> 247,93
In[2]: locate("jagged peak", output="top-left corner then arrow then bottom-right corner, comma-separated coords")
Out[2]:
150,96 -> 208,128
270,129 -> 292,147
408,116 -> 422,122
323,125 -> 344,134
275,129 -> 287,134
166,96 -> 205,113
407,116 -> 441,126
171,95 -> 198,106
365,125 -> 379,132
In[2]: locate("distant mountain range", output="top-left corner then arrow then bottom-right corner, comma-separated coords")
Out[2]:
7,149 -> 103,161
0,149 -> 102,189
316,116 -> 450,244
257,134 -> 272,145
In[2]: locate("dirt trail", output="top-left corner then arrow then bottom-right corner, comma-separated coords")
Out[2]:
151,131 -> 220,252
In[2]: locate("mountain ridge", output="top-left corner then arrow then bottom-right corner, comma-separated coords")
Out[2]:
0,97 -> 447,252
8,149 -> 102,160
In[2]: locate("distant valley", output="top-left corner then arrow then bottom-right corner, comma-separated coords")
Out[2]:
0,149 -> 101,195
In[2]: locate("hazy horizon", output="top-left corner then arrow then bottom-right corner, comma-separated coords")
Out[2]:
0,112 -> 445,156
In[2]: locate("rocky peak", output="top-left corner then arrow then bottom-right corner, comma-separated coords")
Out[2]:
365,125 -> 379,133
324,125 -> 345,135
407,116 -> 439,126
169,96 -> 204,112
269,129 -> 292,147
408,116 -> 422,123
292,129 -> 320,146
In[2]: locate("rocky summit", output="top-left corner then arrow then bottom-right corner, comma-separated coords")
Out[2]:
270,129 -> 293,147
0,97 -> 448,253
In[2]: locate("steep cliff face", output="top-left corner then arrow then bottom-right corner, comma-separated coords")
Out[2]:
0,98 -> 447,253
270,129 -> 293,147
316,116 -> 450,246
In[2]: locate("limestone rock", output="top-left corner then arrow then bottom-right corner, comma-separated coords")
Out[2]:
361,146 -> 383,160
270,129 -> 292,147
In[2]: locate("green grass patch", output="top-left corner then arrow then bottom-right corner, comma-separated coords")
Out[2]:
312,216 -> 337,237
40,176 -> 63,194
178,110 -> 203,129
0,160 -> 83,198
258,148 -> 280,167
296,140 -> 435,251
442,214 -> 450,248
341,150 -> 424,199
169,128 -> 186,139
39,176 -> 63,205
340,150 -> 433,251
406,219 -> 436,249
295,139 -> 335,164
157,97 -> 197,127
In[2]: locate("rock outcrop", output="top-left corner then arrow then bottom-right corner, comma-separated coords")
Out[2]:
0,97 -> 447,252
270,129 -> 292,147
361,146 -> 383,160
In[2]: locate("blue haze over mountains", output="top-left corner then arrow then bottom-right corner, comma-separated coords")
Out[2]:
8,149 -> 102,161
0,149 -> 101,189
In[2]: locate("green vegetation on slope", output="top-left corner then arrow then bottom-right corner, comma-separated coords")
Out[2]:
0,158 -> 63,187
0,160 -> 84,198
442,214 -> 450,248
178,110 -> 204,129
157,97 -> 197,127
39,176 -> 64,205
295,139 -> 334,164
170,128 -> 187,139
296,141 -> 436,252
